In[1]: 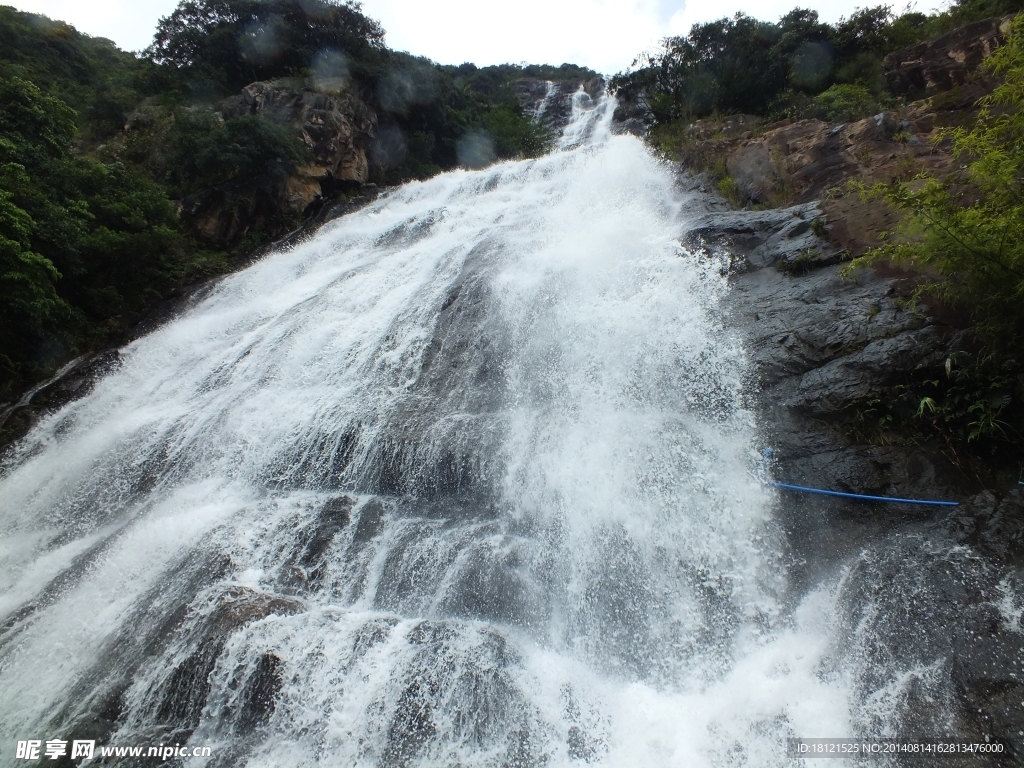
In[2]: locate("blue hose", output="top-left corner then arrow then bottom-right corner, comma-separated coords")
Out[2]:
770,481 -> 959,507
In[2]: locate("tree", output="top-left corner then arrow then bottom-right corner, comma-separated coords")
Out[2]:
611,10 -> 836,121
0,76 -> 183,394
0,185 -> 69,392
164,109 -> 312,194
146,0 -> 386,93
0,6 -> 155,139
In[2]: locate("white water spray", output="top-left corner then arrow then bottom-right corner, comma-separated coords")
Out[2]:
0,93 -> 857,767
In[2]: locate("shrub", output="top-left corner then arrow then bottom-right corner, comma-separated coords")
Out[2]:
813,83 -> 879,122
843,18 -> 1024,454
165,111 -> 312,195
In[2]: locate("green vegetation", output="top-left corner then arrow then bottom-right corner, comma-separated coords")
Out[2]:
0,5 -> 158,140
612,0 -> 1024,125
813,83 -> 886,122
0,0 -> 593,402
849,15 -> 1024,346
146,0 -> 387,94
163,111 -> 313,194
357,55 -> 559,183
143,0 -> 566,179
0,76 -> 186,396
842,17 -> 1024,456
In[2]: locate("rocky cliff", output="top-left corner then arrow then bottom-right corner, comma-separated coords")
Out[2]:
675,188 -> 1024,756
514,76 -> 606,130
674,18 -> 1024,751
677,102 -> 966,260
671,16 -> 1018,486
672,16 -> 1017,261
176,76 -> 597,249
175,78 -> 378,247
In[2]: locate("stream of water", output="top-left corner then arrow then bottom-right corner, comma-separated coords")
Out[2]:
0,92 -> 867,767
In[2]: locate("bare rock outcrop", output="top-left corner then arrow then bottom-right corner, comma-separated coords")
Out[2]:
224,80 -> 377,203
668,16 -> 1022,269
884,15 -> 1013,100
182,79 -> 378,247
682,196 -> 1024,754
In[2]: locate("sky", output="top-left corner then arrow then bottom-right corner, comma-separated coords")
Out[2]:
9,0 -> 949,74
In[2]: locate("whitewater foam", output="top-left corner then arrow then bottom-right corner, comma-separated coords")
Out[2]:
0,92 -> 861,767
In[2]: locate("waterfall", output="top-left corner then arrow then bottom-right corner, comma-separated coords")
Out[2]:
0,93 -> 856,767
532,81 -> 556,122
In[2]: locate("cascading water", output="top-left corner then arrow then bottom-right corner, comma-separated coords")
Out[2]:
1,93 -> 860,767
532,81 -> 556,122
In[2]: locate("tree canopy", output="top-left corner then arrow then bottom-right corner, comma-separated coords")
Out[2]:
613,0 -> 1024,123
146,0 -> 387,93
0,76 -> 182,396
0,2 -> 594,401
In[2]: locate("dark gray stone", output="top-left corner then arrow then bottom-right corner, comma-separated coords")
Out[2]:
685,202 -> 846,271
695,183 -> 1024,749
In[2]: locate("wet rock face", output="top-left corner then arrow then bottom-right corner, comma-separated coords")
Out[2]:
834,532 -> 1024,759
280,496 -> 353,591
514,77 -> 607,133
151,587 -> 304,735
884,15 -> 1012,100
685,202 -> 847,272
692,188 -> 1024,752
0,350 -> 122,451
610,90 -> 652,137
715,206 -> 956,499
381,623 -> 533,768
514,79 -> 554,115
228,652 -> 284,734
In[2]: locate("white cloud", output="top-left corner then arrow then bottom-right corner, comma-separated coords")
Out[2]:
12,0 -> 181,51
361,0 -> 916,73
9,0 -> 950,71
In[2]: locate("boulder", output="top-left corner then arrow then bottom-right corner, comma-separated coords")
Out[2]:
685,201 -> 846,271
